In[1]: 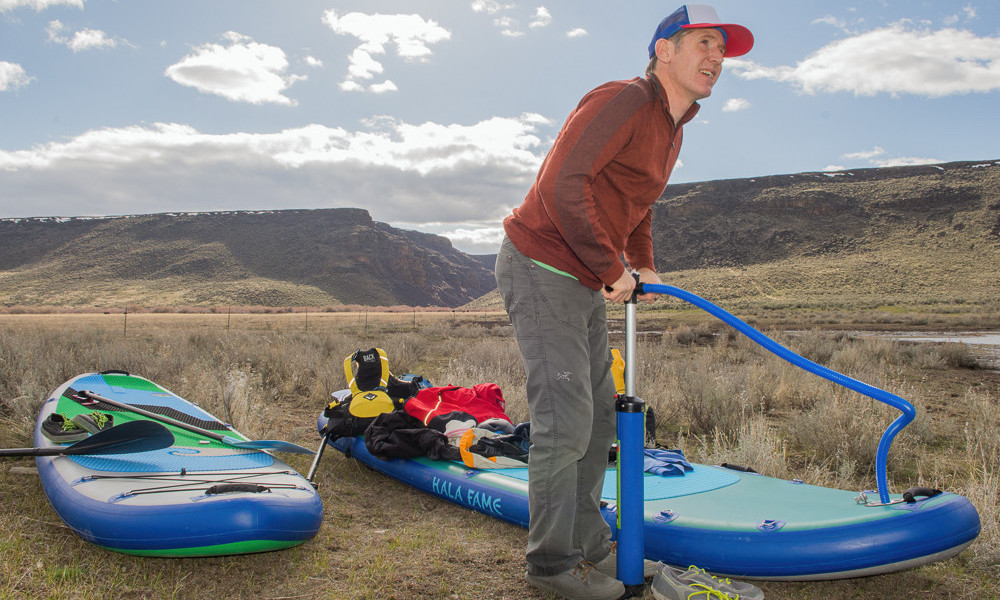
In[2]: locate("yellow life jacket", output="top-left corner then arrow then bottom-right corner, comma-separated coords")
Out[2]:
609,348 -> 657,446
611,348 -> 626,395
338,348 -> 397,419
344,347 -> 391,394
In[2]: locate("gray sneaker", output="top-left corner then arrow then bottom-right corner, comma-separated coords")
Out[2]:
651,563 -> 764,600
592,542 -> 659,579
40,413 -> 88,442
526,561 -> 625,600
71,411 -> 114,434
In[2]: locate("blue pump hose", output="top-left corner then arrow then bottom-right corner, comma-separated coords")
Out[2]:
639,283 -> 915,505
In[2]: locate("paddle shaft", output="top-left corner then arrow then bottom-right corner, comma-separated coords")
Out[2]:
0,446 -> 87,457
75,390 -> 315,454
0,420 -> 174,457
77,390 -> 232,444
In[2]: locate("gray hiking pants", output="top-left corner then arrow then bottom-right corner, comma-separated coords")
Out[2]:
495,236 -> 616,576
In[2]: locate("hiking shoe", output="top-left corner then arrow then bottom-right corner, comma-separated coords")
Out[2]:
71,411 -> 114,434
669,564 -> 763,600
526,561 -> 625,600
41,413 -> 89,443
651,563 -> 764,600
593,542 -> 659,580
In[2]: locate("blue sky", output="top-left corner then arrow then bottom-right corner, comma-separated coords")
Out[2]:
1,1 -> 998,254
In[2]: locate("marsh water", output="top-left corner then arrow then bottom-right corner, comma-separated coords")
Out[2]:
867,332 -> 1000,346
851,330 -> 1000,367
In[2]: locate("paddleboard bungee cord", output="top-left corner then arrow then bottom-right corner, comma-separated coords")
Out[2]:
637,283 -> 915,505
77,470 -> 304,500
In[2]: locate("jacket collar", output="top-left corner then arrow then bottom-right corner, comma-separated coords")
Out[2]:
648,73 -> 701,128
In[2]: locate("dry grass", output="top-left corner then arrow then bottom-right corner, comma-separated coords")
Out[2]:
1,310 -> 998,599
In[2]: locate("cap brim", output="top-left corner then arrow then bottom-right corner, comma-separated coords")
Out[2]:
682,23 -> 754,57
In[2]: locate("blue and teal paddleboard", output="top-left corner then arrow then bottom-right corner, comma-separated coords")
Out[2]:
35,372 -> 322,557
317,405 -> 979,580
320,283 -> 981,579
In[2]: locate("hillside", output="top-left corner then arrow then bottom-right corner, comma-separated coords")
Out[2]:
646,160 -> 1000,310
468,160 -> 1000,313
0,209 -> 495,308
1,160 -> 997,311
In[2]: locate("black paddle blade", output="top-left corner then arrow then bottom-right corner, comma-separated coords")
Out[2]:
61,420 -> 175,455
0,420 -> 175,457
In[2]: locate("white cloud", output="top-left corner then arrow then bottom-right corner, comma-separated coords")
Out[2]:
164,31 -> 304,105
323,10 -> 450,93
728,22 -> 1000,97
0,0 -> 82,12
471,1 -> 513,15
339,80 -> 363,93
812,15 -> 850,34
345,46 -> 383,81
496,17 -> 524,38
530,7 -> 552,29
304,56 -> 323,68
837,147 -> 941,169
0,115 -> 551,233
823,165 -> 847,172
399,221 -> 507,255
566,28 -> 588,39
721,98 -> 750,112
369,80 -> 398,94
842,147 -> 885,160
870,156 -> 943,168
447,225 -> 506,249
442,226 -> 506,255
68,28 -> 116,51
47,20 -> 122,52
471,1 -> 526,37
0,61 -> 32,91
946,4 -> 978,25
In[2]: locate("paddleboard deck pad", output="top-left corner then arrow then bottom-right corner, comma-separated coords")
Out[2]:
35,372 -> 322,557
318,409 -> 979,580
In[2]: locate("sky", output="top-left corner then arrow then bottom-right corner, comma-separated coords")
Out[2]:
1,1 -> 999,255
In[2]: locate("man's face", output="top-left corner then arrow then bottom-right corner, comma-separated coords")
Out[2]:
663,28 -> 726,103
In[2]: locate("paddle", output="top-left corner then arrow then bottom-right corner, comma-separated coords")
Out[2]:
0,420 -> 174,457
73,390 -> 315,455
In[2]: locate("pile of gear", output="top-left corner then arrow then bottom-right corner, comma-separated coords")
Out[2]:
320,347 -> 529,468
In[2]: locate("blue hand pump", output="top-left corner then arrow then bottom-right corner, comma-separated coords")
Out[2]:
615,280 -> 646,594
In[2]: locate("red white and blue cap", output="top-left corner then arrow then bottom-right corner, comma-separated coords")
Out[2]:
648,4 -> 754,58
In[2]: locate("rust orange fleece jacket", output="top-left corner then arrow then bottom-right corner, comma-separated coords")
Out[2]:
503,75 -> 698,291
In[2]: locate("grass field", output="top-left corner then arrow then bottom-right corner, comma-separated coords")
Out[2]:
1,307 -> 998,600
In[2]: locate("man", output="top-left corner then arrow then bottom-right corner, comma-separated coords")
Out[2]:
494,5 -> 753,600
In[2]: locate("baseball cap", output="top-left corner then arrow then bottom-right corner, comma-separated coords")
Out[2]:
648,4 -> 754,58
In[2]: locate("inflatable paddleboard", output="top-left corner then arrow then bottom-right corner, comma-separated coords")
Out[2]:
317,408 -> 979,580
35,371 -> 323,557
